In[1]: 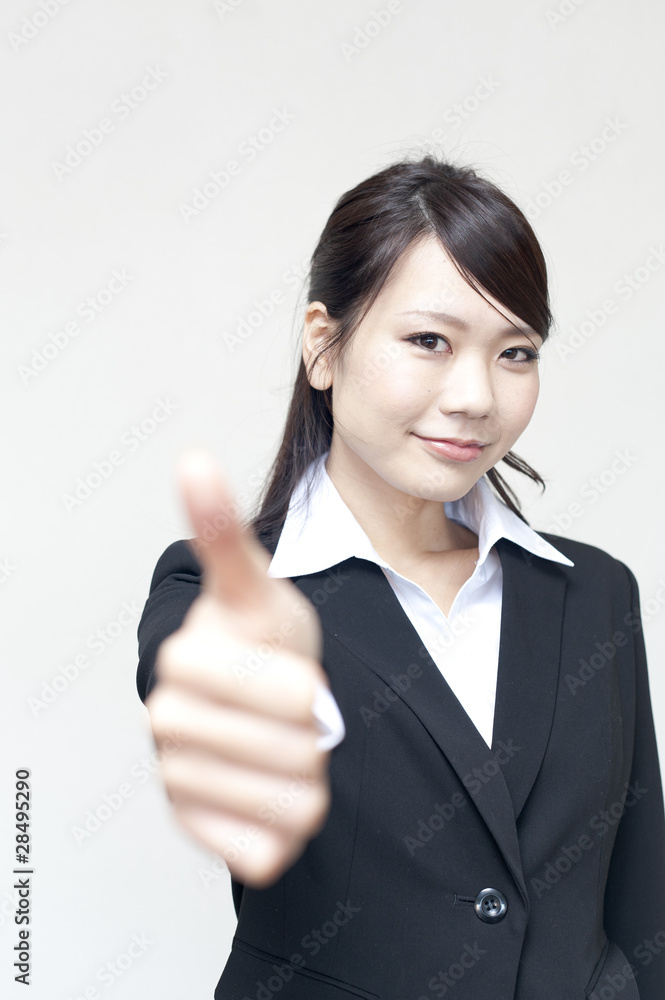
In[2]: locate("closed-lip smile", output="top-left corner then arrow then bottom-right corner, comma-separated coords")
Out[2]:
414,434 -> 489,447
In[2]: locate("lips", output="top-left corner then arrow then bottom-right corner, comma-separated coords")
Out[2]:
415,435 -> 489,447
413,434 -> 490,463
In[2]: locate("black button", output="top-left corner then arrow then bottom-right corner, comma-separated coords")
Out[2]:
474,887 -> 508,923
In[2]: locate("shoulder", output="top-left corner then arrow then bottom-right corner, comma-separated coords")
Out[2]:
535,530 -> 623,569
532,530 -> 640,602
147,538 -> 203,591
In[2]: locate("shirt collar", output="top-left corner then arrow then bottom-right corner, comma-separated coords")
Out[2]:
267,450 -> 574,579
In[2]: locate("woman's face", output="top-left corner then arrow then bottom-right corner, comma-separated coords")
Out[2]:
304,234 -> 543,504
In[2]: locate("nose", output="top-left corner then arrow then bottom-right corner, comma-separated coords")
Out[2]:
436,353 -> 495,419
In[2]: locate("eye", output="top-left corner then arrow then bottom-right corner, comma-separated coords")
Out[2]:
502,346 -> 540,365
406,334 -> 541,365
406,333 -> 448,352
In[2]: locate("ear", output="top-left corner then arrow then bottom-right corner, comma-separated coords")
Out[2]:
302,301 -> 336,390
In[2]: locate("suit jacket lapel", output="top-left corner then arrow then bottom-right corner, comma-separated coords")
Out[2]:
490,536 -> 567,821
285,535 -> 567,901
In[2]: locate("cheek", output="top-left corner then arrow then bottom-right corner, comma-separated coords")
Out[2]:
374,359 -> 432,411
500,376 -> 540,432
339,364 -> 421,423
373,375 -> 425,425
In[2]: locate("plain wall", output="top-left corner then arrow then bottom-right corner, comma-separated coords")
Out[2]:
1,0 -> 663,996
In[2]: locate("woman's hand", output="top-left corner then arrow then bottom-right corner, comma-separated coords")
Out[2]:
145,450 -> 331,888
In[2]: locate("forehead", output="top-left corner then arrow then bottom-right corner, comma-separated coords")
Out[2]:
373,234 -> 537,337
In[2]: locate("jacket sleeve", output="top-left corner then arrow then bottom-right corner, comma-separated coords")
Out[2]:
136,539 -> 203,703
602,561 -> 665,997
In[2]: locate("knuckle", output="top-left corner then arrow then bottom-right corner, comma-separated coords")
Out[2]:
283,781 -> 330,836
255,774 -> 329,836
240,849 -> 285,888
146,688 -> 189,746
160,753 -> 191,793
276,655 -> 319,706
299,742 -> 328,778
154,631 -> 187,679
146,688 -> 176,737
298,781 -> 331,835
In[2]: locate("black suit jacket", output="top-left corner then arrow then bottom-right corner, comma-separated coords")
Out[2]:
136,530 -> 665,1000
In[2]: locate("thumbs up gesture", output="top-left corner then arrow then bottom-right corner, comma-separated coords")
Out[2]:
145,450 -> 332,888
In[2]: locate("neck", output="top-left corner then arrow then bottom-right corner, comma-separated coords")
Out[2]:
324,440 -> 479,565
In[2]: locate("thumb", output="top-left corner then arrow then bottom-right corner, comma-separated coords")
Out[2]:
175,449 -> 271,609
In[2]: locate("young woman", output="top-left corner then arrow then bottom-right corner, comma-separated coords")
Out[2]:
136,156 -> 665,1000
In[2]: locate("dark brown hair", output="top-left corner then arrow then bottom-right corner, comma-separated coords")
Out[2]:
244,155 -> 551,547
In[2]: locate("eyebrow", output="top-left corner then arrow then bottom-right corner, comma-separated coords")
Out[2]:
398,309 -> 538,338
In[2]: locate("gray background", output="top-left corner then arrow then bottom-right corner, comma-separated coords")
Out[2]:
1,0 -> 664,996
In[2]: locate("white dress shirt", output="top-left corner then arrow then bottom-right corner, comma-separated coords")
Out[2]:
267,450 -> 574,751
